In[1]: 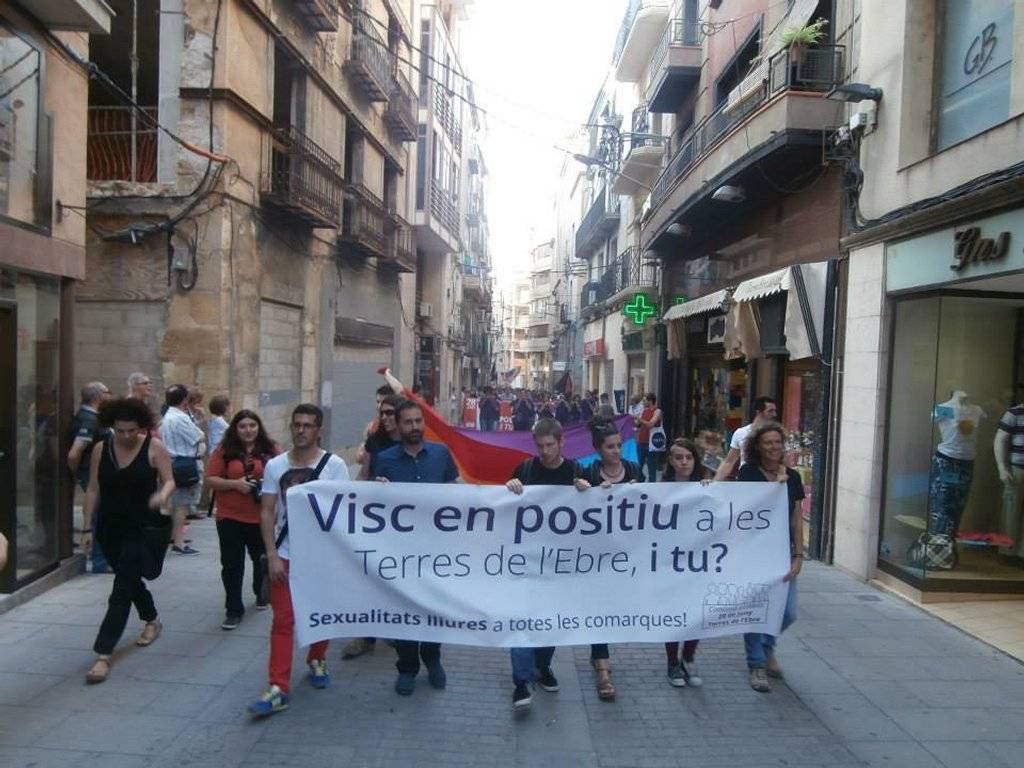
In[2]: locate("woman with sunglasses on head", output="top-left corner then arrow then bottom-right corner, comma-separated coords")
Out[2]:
660,438 -> 713,689
206,409 -> 280,630
573,418 -> 643,702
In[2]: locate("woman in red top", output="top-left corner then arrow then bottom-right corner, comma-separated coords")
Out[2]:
634,392 -> 664,481
206,410 -> 280,630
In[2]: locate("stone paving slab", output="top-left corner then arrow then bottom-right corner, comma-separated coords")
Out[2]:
0,517 -> 1022,767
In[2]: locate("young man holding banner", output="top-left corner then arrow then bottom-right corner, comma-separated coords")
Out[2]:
372,400 -> 460,696
248,404 -> 350,717
505,418 -> 591,709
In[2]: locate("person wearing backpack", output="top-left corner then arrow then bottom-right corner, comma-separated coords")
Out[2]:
248,404 -> 349,718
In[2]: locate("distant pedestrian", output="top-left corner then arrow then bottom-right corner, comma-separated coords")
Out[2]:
206,409 -> 280,631
127,371 -> 155,403
372,400 -> 460,696
597,392 -> 616,419
737,423 -> 803,693
67,381 -> 112,573
83,398 -> 175,684
580,391 -> 596,423
554,395 -> 570,425
569,394 -> 582,424
505,418 -> 587,709
635,393 -> 665,481
207,395 -> 231,455
661,438 -> 710,688
513,390 -> 535,431
248,404 -> 350,717
160,385 -> 205,554
480,387 -> 500,432
714,396 -> 777,480
628,393 -> 643,420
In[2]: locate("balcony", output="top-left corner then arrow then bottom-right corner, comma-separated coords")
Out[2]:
88,106 -> 157,182
607,246 -> 659,305
519,337 -> 551,353
340,195 -> 387,258
345,19 -> 393,102
18,0 -> 113,32
611,105 -> 668,196
647,18 -> 702,113
646,45 -> 845,244
575,187 -> 621,258
293,0 -> 340,32
382,218 -> 415,272
385,69 -> 417,142
434,83 -> 463,153
463,271 -> 486,301
613,0 -> 670,83
580,280 -> 607,317
261,125 -> 344,228
429,185 -> 460,238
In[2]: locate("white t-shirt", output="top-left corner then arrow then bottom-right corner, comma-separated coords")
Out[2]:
730,423 -> 754,466
629,403 -> 644,419
262,450 -> 349,559
933,403 -> 985,461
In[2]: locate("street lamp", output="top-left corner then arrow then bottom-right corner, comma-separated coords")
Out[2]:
826,83 -> 883,103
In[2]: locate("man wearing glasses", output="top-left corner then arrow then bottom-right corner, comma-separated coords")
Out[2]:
248,404 -> 350,717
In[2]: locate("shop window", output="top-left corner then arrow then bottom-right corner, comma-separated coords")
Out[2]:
0,22 -> 45,227
881,295 -> 1024,590
935,0 -> 1014,151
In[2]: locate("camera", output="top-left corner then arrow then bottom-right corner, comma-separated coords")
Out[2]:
246,477 -> 262,501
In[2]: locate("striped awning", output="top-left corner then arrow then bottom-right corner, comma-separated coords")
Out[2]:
662,289 -> 731,321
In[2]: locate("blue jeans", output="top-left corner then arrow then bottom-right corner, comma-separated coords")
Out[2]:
646,450 -> 662,482
744,578 -> 798,668
510,646 -> 555,685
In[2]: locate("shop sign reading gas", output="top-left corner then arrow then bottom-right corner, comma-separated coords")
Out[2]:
951,227 -> 1010,272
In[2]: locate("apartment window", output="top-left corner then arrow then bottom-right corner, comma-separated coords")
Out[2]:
935,0 -> 1014,151
416,125 -> 427,210
0,21 -> 44,226
419,20 -> 430,107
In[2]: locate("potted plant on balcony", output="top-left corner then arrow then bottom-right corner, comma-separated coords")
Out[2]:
780,18 -> 828,66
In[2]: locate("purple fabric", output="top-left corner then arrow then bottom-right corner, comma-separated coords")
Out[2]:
454,415 -> 636,459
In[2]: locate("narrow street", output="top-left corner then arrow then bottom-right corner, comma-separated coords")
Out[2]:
1,519 -> 1022,768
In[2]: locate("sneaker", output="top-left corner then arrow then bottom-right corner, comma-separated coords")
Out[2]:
749,667 -> 771,693
765,650 -> 783,679
341,638 -> 373,659
512,682 -> 532,709
308,659 -> 330,689
667,664 -> 687,688
426,662 -> 447,690
254,598 -> 269,611
221,614 -> 242,631
171,545 -> 199,555
536,667 -> 559,693
248,685 -> 290,717
395,672 -> 416,696
681,660 -> 703,687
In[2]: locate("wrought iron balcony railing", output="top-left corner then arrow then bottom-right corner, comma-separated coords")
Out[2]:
651,44 -> 844,209
575,187 -> 621,258
384,217 -> 415,271
434,82 -> 463,153
293,0 -> 340,32
340,195 -> 387,257
384,68 -> 417,142
261,125 -> 344,228
614,246 -> 658,297
87,106 -> 158,182
346,18 -> 394,102
430,184 -> 459,238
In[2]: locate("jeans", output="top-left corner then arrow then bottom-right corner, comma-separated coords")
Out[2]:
395,640 -> 441,675
510,646 -> 556,684
93,534 -> 159,655
638,445 -> 649,480
216,518 -> 265,617
481,416 -> 497,432
645,451 -> 662,483
744,578 -> 798,668
269,559 -> 328,694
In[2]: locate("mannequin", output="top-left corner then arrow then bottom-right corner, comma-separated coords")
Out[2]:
994,403 -> 1024,560
928,391 -> 985,539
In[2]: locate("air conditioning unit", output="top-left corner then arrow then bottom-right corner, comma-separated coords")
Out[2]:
418,302 -> 434,318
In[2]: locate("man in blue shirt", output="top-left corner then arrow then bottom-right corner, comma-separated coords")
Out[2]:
372,400 -> 459,695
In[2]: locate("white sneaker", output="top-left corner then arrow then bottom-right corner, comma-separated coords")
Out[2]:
681,660 -> 702,687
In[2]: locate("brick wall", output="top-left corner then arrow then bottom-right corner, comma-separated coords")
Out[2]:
75,301 -> 166,401
258,301 -> 302,443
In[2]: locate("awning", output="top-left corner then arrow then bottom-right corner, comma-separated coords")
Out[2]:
662,289 -> 731,322
726,261 -> 830,361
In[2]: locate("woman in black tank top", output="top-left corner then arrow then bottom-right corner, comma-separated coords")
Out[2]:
82,398 -> 175,684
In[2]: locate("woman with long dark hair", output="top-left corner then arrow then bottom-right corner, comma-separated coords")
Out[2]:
738,422 -> 804,692
83,398 -> 175,684
574,418 -> 643,702
661,438 -> 711,688
206,409 -> 280,630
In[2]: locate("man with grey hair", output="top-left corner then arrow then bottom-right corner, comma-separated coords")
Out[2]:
68,381 -> 112,572
127,372 -> 155,403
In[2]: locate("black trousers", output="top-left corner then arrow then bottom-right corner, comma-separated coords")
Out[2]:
590,643 -> 610,661
216,518 -> 265,617
93,534 -> 159,655
394,640 -> 441,675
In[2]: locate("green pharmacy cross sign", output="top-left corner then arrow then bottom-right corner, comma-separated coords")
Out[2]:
624,293 -> 657,326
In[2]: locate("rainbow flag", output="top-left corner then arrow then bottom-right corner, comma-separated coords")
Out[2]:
401,391 -> 638,484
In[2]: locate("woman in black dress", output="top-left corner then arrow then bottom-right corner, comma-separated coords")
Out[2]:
575,419 -> 644,702
82,398 -> 175,684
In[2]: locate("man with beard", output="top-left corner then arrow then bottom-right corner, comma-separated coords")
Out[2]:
372,400 -> 460,696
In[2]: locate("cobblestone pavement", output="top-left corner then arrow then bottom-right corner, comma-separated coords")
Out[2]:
1,518 -> 1023,768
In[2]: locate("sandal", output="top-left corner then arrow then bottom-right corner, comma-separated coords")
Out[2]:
86,655 -> 112,684
136,620 -> 162,647
592,660 -> 616,701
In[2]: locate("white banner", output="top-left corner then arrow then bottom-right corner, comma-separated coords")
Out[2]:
288,481 -> 792,648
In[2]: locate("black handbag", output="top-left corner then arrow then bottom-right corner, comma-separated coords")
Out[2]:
171,455 -> 200,488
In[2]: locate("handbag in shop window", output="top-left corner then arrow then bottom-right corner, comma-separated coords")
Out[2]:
906,532 -> 958,570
